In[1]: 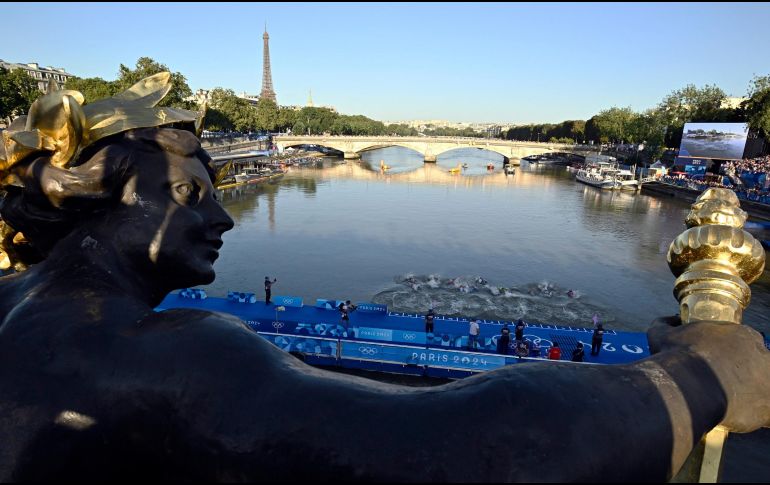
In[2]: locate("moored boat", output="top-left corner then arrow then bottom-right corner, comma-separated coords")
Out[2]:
575,163 -> 621,189
234,167 -> 263,184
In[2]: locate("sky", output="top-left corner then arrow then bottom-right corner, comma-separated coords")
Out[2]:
3,2 -> 770,124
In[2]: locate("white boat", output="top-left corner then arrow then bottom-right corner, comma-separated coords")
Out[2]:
576,161 -> 640,190
234,167 -> 264,184
575,162 -> 621,189
615,168 -> 640,191
537,155 -> 562,165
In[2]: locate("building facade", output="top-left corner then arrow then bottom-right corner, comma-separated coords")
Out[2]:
0,60 -> 74,91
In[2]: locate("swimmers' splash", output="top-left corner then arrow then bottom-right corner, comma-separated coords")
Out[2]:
372,274 -> 607,327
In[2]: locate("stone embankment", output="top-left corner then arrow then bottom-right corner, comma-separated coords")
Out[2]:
642,182 -> 770,221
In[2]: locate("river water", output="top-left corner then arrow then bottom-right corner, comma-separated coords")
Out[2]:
209,147 -> 769,335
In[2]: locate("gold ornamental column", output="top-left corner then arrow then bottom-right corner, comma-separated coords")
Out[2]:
667,188 -> 766,482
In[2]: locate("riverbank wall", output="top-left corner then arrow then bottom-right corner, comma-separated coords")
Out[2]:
641,182 -> 770,222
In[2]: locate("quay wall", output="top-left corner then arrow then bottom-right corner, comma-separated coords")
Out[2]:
641,182 -> 770,222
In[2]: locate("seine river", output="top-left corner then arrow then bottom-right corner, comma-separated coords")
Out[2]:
208,147 -> 770,335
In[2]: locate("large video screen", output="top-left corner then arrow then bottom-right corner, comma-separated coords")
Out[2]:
678,122 -> 749,160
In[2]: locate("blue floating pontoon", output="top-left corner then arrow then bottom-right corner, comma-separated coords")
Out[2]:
157,289 -> 654,379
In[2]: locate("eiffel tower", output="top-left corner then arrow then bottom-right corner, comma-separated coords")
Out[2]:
260,23 -> 276,103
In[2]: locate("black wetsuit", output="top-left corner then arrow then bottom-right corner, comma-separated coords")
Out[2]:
497,327 -> 510,355
515,322 -> 525,341
592,327 -> 605,356
572,346 -> 585,362
425,313 -> 435,333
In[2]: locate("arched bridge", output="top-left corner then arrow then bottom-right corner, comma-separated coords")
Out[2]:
273,135 -> 593,164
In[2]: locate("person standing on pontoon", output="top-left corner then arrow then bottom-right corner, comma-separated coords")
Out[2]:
424,308 -> 435,335
265,276 -> 277,305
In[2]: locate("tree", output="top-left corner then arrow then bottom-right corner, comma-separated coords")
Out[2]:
207,88 -> 254,132
742,74 -> 770,137
656,84 -> 728,148
115,57 -> 194,109
593,107 -> 636,144
296,107 -> 339,135
277,107 -> 298,133
292,120 -> 307,135
64,76 -> 118,102
386,123 -> 417,136
567,120 -> 586,143
0,67 -> 40,123
255,98 -> 279,133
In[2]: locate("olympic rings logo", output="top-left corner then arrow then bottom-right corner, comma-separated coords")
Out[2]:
403,333 -> 416,341
272,321 -> 284,329
358,346 -> 378,356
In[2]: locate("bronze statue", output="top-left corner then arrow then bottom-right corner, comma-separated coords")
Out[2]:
0,75 -> 768,482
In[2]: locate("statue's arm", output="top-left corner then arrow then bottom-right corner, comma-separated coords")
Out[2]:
152,312 -> 768,482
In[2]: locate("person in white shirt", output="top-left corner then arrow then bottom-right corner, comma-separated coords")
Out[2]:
468,319 -> 480,350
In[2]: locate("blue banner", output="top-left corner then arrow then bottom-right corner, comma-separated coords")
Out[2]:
408,347 -> 506,371
273,295 -> 303,307
259,333 -> 337,358
340,341 -> 506,372
356,327 -> 394,342
355,302 -> 387,314
180,288 -> 207,299
356,326 -> 424,344
315,298 -> 343,310
227,291 -> 256,303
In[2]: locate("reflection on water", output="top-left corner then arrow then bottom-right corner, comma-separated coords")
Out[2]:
681,137 -> 747,160
209,147 -> 769,334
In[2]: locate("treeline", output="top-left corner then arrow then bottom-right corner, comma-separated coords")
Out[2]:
503,120 -> 585,145
1,57 -> 196,125
3,57 -> 422,137
61,58 -> 422,136
501,77 -> 770,159
204,91 -> 420,136
423,126 -> 485,138
5,57 -> 768,150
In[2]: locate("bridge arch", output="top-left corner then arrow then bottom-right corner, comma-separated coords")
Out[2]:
434,146 -> 510,163
274,136 -> 591,164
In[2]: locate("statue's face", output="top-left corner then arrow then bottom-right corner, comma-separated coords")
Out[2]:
113,142 -> 234,289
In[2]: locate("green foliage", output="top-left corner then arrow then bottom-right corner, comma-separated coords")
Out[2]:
206,88 -> 253,132
64,76 -> 118,102
255,98 -> 280,132
655,84 -> 729,147
504,120 -> 586,143
742,74 -> 770,137
0,67 -> 40,121
422,126 -> 482,137
593,107 -> 636,144
277,107 -> 298,132
386,123 -> 418,136
584,117 -> 599,144
115,57 -> 194,109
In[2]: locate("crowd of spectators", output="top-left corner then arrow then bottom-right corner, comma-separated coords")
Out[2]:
660,155 -> 770,205
722,155 -> 770,177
